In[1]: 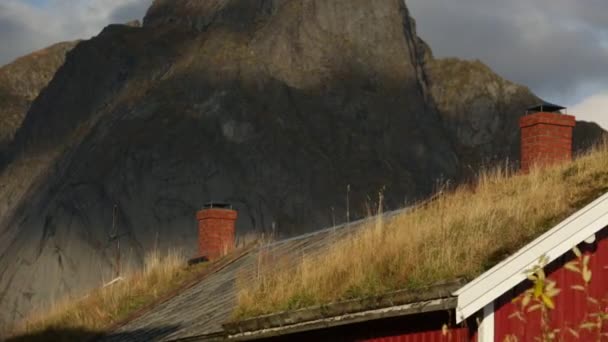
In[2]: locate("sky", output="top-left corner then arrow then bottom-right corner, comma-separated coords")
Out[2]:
0,0 -> 606,128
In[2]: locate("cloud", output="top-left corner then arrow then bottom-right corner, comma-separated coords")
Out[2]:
0,0 -> 152,65
0,2 -> 57,64
570,91 -> 608,129
109,1 -> 154,24
407,0 -> 608,106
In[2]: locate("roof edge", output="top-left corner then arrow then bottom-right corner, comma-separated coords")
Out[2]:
454,191 -> 608,323
227,297 -> 457,341
222,279 -> 465,340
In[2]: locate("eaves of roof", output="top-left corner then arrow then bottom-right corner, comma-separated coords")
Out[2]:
172,279 -> 465,341
454,191 -> 608,323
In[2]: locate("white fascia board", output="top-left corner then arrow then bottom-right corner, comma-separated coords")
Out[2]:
454,192 -> 608,323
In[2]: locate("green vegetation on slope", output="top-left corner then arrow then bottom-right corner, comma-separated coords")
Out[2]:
234,140 -> 608,319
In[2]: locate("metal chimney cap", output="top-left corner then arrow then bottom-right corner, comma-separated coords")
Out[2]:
527,101 -> 566,114
203,202 -> 232,209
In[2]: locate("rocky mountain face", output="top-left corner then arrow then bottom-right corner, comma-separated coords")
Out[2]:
425,57 -> 603,166
0,41 -> 77,159
0,0 -> 603,330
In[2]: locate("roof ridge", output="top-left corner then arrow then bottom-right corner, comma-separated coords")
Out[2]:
260,205 -> 418,250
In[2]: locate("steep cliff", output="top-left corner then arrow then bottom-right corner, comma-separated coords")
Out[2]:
0,41 -> 77,156
0,0 -> 603,330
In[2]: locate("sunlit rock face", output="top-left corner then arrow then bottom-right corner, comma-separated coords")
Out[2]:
0,0 -> 603,330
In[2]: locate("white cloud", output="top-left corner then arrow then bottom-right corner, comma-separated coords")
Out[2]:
570,91 -> 608,129
0,0 -> 152,65
407,0 -> 608,105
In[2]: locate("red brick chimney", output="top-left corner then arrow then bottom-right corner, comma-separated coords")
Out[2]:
520,102 -> 576,172
196,203 -> 237,261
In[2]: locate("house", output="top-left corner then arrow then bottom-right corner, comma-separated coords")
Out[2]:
102,104 -> 608,341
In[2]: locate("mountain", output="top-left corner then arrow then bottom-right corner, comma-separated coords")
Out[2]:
0,41 -> 78,159
0,0 -> 603,330
426,57 -> 603,165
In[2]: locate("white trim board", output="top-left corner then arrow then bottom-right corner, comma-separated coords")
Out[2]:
477,302 -> 494,342
454,191 -> 608,323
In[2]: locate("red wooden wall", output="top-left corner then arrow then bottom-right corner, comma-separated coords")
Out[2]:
494,228 -> 608,341
362,327 -> 470,342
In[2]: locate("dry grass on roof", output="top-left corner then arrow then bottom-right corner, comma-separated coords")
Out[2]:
234,139 -> 608,319
5,232 -> 265,341
6,250 -> 202,342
